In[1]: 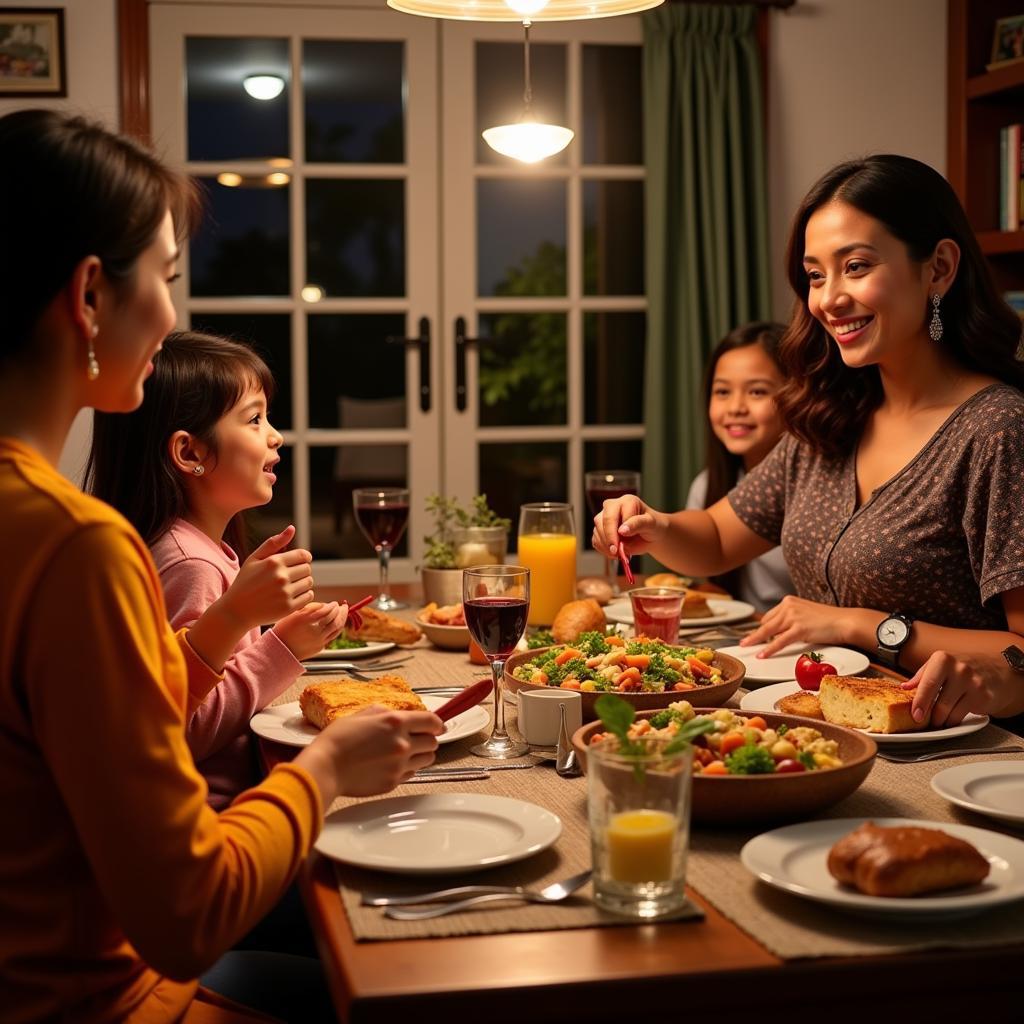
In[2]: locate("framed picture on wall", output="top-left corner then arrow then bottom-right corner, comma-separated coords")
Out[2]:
0,8 -> 66,97
990,14 -> 1024,71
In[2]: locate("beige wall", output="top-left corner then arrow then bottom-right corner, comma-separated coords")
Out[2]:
767,0 -> 947,319
2,0 -> 118,482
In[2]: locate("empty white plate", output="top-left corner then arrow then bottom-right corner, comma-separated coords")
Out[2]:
931,761 -> 1024,825
741,817 -> 1024,919
718,642 -> 869,684
314,793 -> 562,874
739,681 -> 989,745
250,693 -> 489,748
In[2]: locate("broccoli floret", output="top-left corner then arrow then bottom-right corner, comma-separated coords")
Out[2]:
575,631 -> 608,657
797,750 -> 817,770
724,744 -> 776,775
527,629 -> 555,649
643,651 -> 682,688
648,710 -> 672,729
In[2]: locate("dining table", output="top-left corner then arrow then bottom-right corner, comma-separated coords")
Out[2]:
257,583 -> 1024,1022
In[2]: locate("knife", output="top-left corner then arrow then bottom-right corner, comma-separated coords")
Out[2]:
406,772 -> 490,783
413,762 -> 539,776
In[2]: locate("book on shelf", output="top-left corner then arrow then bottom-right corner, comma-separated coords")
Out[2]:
999,124 -> 1023,231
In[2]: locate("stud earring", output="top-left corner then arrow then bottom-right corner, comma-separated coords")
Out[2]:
86,324 -> 100,381
928,293 -> 943,342
193,465 -> 205,476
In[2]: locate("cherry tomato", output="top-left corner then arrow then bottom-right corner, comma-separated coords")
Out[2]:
795,651 -> 838,691
774,758 -> 807,773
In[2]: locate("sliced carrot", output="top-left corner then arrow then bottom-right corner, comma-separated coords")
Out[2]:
555,648 -> 583,666
605,635 -> 625,647
686,656 -> 712,678
560,679 -> 581,690
625,654 -> 650,669
672,681 -> 696,691
745,715 -> 768,731
701,760 -> 729,775
719,731 -> 747,756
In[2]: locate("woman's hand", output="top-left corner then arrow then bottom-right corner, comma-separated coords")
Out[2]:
739,595 -> 861,657
591,493 -> 666,560
218,525 -> 314,631
273,600 -> 347,661
902,651 -> 1001,727
296,707 -> 443,804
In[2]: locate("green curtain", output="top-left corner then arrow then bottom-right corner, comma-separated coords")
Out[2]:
641,3 -> 771,514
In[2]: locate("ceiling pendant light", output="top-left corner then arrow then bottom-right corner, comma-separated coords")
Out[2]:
242,74 -> 285,101
482,20 -> 573,163
387,0 -> 663,21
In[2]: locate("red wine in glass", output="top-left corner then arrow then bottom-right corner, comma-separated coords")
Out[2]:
464,597 -> 529,659
354,501 -> 409,550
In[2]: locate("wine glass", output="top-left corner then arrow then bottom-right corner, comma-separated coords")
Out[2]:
585,470 -> 641,595
518,501 -> 576,627
463,565 -> 531,759
352,487 -> 410,611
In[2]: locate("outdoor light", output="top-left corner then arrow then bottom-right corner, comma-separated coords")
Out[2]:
242,74 -> 285,100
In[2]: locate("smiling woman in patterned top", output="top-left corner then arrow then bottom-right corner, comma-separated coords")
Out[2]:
593,155 -> 1024,727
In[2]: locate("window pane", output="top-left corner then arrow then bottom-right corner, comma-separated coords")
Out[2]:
478,312 -> 566,426
310,444 -> 409,559
304,40 -> 404,164
190,313 -> 293,431
246,445 -> 294,545
583,180 -> 644,296
584,312 -> 645,424
191,177 -> 290,297
582,45 -> 641,165
307,314 -> 407,429
584,439 -> 643,477
478,179 -> 566,297
305,179 -> 405,297
479,442 -> 567,554
186,37 -> 290,162
476,41 -> 568,166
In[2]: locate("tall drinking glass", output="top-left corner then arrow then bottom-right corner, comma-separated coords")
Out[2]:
585,470 -> 641,595
463,565 -> 531,759
518,502 -> 576,627
353,487 -> 410,611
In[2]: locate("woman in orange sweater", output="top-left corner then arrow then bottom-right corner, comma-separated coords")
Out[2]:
0,109 -> 442,1022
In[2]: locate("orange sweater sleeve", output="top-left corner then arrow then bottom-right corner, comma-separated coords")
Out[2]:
23,523 -> 322,981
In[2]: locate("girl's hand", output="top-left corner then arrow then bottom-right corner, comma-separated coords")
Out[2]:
591,493 -> 664,560
297,707 -> 443,801
274,600 -> 348,661
902,651 -> 995,727
739,595 -> 853,657
220,525 -> 314,630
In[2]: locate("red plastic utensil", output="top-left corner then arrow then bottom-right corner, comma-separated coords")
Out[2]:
345,593 -> 375,631
618,543 -> 635,586
432,678 -> 494,723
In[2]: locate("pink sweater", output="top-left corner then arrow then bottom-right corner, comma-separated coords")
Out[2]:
151,519 -> 302,809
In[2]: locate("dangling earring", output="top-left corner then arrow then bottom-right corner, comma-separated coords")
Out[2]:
193,465 -> 205,476
928,293 -> 943,342
86,324 -> 100,381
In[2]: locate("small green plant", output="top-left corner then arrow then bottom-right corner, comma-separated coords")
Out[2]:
421,493 -> 511,569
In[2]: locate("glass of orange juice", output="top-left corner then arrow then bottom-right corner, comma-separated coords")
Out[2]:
517,502 -> 577,626
588,737 -> 692,919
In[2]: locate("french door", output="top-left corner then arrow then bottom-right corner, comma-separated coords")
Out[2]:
150,1 -> 644,583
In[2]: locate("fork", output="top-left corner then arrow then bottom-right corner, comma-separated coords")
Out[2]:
302,655 -> 414,675
876,745 -> 1024,763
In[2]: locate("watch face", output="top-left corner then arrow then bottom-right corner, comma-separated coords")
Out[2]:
879,617 -> 910,646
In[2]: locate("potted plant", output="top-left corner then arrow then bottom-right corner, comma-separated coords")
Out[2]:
420,494 -> 511,606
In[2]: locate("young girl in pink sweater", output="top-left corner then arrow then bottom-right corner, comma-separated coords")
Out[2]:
88,330 -> 348,808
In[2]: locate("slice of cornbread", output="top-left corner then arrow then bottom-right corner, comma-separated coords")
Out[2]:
775,690 -> 825,721
818,675 -> 922,734
299,675 -> 426,730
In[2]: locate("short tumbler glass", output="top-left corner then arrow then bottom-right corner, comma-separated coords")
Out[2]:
627,587 -> 684,643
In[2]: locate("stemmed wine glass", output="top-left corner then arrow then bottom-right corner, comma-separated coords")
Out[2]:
463,565 -> 531,759
584,470 -> 641,595
352,487 -> 410,611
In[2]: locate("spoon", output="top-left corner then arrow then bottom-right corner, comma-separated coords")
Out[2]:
374,870 -> 592,919
555,702 -> 581,777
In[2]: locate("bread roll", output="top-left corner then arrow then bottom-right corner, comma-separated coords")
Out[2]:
344,606 -> 422,646
299,676 -> 426,729
576,577 -> 614,605
551,598 -> 607,644
827,822 -> 990,897
645,572 -> 687,588
681,588 -> 712,618
818,675 -> 921,734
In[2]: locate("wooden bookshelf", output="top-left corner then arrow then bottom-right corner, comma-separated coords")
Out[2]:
948,0 -> 1024,289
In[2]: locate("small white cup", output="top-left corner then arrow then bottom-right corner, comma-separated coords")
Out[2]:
518,688 -> 582,747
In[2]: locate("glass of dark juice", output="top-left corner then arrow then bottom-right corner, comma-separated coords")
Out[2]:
353,487 -> 410,611
585,470 -> 641,594
463,564 -> 531,759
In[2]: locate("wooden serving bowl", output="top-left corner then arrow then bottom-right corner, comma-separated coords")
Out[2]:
571,709 -> 877,825
503,646 -> 745,722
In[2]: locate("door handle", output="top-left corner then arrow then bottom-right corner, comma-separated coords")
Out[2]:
386,316 -> 431,413
454,316 -> 480,413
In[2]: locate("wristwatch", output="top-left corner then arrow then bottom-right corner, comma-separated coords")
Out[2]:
876,612 -> 914,670
1003,645 -> 1024,673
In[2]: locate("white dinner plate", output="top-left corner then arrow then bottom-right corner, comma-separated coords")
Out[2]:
314,793 -> 562,874
250,693 -> 489,748
741,817 -> 1024,919
931,762 -> 1024,825
305,641 -> 396,660
739,681 -> 990,745
718,642 -> 869,684
604,597 -> 756,629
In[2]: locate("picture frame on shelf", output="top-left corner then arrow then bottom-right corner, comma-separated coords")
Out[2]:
0,8 -> 65,98
989,14 -> 1024,72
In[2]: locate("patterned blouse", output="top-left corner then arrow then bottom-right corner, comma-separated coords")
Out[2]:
728,384 -> 1024,630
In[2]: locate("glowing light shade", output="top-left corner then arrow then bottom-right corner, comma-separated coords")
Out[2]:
386,0 -> 662,20
216,172 -> 243,187
482,121 -> 573,162
242,74 -> 285,101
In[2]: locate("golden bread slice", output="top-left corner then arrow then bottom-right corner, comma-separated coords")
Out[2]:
344,606 -> 422,646
775,690 -> 824,721
818,675 -> 921,734
299,675 -> 426,730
